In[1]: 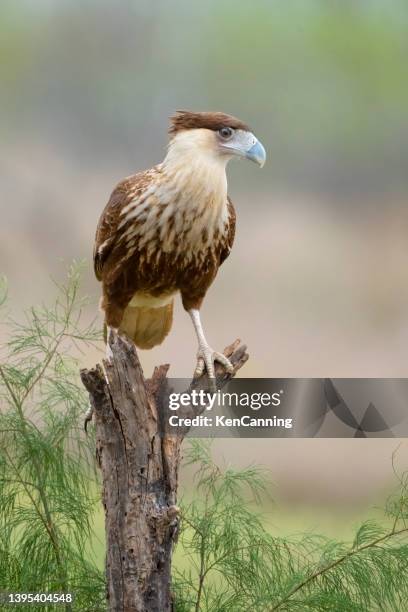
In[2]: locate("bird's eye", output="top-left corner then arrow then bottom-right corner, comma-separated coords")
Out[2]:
219,127 -> 234,140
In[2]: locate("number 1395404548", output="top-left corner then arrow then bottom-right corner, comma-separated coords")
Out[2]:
0,593 -> 73,605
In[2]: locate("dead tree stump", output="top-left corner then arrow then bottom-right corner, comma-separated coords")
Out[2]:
80,332 -> 248,612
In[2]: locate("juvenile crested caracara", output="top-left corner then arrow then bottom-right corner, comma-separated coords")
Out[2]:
94,111 -> 266,378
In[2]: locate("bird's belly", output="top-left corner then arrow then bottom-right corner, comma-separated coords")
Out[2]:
128,290 -> 177,308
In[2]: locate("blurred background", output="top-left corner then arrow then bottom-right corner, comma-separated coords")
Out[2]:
1,0 -> 408,537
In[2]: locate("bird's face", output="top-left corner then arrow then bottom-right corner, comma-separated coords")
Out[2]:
167,111 -> 266,170
215,126 -> 266,167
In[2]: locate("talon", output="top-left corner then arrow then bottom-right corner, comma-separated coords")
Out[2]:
194,344 -> 233,380
84,404 -> 93,433
189,310 -> 233,384
195,356 -> 205,377
196,345 -> 215,379
213,351 -> 234,374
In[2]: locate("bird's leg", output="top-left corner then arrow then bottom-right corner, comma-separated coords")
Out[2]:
188,309 -> 234,380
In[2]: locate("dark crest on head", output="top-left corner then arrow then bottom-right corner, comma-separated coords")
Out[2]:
169,111 -> 250,136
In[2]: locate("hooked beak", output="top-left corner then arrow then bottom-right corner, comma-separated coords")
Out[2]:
220,130 -> 266,168
245,138 -> 266,167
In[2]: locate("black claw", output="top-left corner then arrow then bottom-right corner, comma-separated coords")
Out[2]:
84,412 -> 93,433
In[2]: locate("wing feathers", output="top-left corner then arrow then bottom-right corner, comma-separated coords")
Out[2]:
93,171 -> 155,280
219,197 -> 236,266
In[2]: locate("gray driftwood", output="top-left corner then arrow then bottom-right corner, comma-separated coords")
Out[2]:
80,332 -> 248,612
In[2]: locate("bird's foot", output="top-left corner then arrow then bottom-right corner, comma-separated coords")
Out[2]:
195,343 -> 234,381
84,404 -> 93,433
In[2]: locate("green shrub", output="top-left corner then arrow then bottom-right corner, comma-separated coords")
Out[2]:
0,264 -> 105,611
174,441 -> 408,612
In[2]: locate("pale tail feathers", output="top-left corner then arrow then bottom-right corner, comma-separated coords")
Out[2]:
119,301 -> 174,349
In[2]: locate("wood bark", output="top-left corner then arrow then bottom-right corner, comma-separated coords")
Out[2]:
80,332 -> 248,612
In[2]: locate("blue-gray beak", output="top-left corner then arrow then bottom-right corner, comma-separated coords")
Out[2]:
245,139 -> 266,167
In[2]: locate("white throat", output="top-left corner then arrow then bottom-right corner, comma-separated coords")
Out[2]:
159,130 -> 230,254
163,129 -> 228,201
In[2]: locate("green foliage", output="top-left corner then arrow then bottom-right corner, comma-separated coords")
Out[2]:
174,440 -> 408,612
0,263 -> 105,611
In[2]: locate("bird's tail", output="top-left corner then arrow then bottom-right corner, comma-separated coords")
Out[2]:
118,301 -> 174,349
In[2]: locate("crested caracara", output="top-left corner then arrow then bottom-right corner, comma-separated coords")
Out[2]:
94,111 -> 266,378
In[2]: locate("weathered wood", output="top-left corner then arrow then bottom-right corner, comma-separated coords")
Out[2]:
80,332 -> 248,612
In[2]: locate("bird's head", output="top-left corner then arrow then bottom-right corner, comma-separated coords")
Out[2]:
166,111 -> 266,169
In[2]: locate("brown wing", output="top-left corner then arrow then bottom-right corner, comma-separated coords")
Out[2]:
219,196 -> 236,266
93,171 -> 154,281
